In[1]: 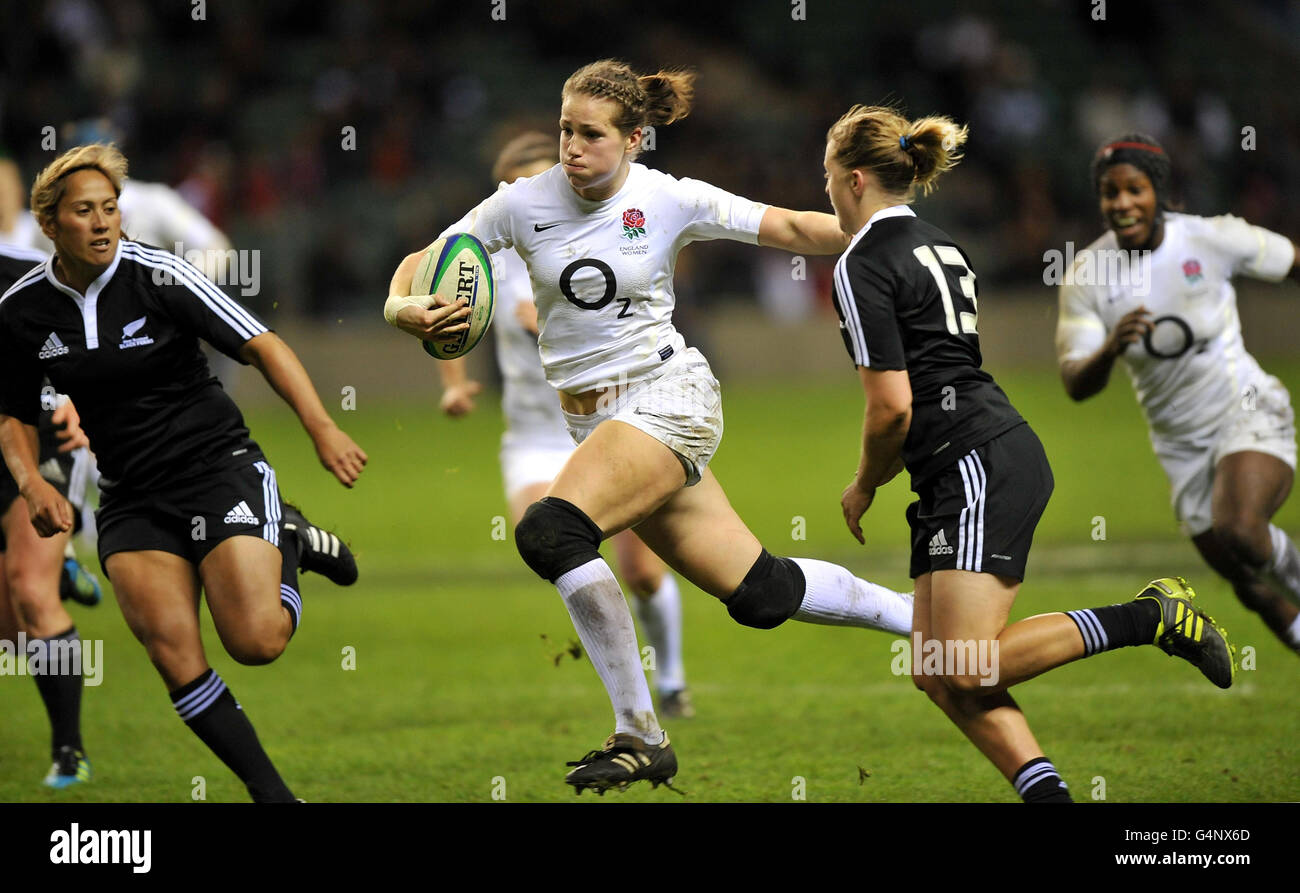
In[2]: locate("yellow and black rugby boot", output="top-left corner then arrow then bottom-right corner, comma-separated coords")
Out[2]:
1135,577 -> 1235,689
564,733 -> 678,795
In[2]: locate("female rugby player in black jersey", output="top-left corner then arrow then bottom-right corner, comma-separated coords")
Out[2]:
0,144 -> 366,802
0,240 -> 98,789
824,105 -> 1235,801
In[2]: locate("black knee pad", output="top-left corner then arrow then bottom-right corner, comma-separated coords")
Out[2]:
514,497 -> 604,583
726,549 -> 806,629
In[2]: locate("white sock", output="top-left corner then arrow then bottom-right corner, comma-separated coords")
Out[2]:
634,575 -> 685,694
1285,613 -> 1300,651
789,558 -> 914,634
556,558 -> 663,743
1265,525 -> 1300,608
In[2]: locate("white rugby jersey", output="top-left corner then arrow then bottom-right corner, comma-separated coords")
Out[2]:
0,211 -> 53,254
492,246 -> 570,445
1057,213 -> 1295,440
439,163 -> 768,393
119,181 -> 230,263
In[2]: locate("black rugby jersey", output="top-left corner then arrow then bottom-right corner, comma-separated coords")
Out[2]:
0,240 -> 268,493
831,206 -> 1023,482
0,242 -> 47,292
0,243 -> 56,480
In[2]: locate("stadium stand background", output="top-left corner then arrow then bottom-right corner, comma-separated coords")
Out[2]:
3,0 -> 1297,395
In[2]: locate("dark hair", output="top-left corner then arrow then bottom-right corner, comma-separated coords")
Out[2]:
1091,133 -> 1174,209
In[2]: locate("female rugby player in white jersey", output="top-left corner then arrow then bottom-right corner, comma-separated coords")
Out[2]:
827,108 -> 1234,803
437,132 -> 695,718
1058,135 -> 1300,654
0,144 -> 366,802
387,60 -> 915,794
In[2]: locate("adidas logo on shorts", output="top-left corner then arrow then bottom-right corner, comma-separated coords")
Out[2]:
224,501 -> 259,525
928,529 -> 954,556
38,333 -> 70,359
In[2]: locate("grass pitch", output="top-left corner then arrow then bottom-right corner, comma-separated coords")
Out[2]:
3,360 -> 1297,803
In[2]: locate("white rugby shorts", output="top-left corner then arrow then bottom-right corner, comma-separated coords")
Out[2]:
499,432 -> 575,502
560,347 -> 724,487
1153,374 -> 1297,536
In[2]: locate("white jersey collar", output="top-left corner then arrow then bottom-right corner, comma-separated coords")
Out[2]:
43,238 -> 123,349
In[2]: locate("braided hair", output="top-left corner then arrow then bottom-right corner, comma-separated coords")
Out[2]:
562,60 -> 694,157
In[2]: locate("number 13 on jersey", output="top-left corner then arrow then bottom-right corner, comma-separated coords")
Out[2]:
913,244 -> 978,335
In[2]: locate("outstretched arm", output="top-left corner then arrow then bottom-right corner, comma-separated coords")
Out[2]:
239,332 -> 368,487
758,207 -> 850,255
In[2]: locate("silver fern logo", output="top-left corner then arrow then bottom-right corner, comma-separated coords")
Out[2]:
120,316 -> 154,349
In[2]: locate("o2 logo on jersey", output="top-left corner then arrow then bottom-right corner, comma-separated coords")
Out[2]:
560,258 -> 634,319
1142,314 -> 1204,359
622,208 -> 646,240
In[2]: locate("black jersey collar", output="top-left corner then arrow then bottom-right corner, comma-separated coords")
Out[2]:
848,204 -> 916,251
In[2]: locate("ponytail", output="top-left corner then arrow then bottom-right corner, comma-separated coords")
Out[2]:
828,105 -> 967,199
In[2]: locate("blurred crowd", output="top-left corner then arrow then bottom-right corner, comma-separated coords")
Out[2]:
3,0 -> 1298,321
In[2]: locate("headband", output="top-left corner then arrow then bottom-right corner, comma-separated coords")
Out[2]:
1098,141 -> 1165,157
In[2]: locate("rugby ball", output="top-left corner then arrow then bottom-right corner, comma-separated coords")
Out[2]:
410,233 -> 495,360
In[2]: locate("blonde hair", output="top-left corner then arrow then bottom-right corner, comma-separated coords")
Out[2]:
827,105 -> 967,199
562,59 -> 694,156
492,131 -> 558,184
31,143 -> 128,226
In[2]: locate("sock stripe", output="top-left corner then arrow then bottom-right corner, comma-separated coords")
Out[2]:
1013,758 -> 1068,795
173,673 -> 228,721
280,584 -> 302,631
1013,764 -> 1056,794
1066,609 -> 1107,655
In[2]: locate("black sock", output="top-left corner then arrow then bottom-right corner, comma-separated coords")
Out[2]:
28,627 -> 84,757
170,669 -> 295,803
1013,757 -> 1073,803
1066,600 -> 1161,656
279,526 -> 303,635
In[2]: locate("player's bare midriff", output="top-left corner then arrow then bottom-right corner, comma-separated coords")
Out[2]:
559,382 -> 630,415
